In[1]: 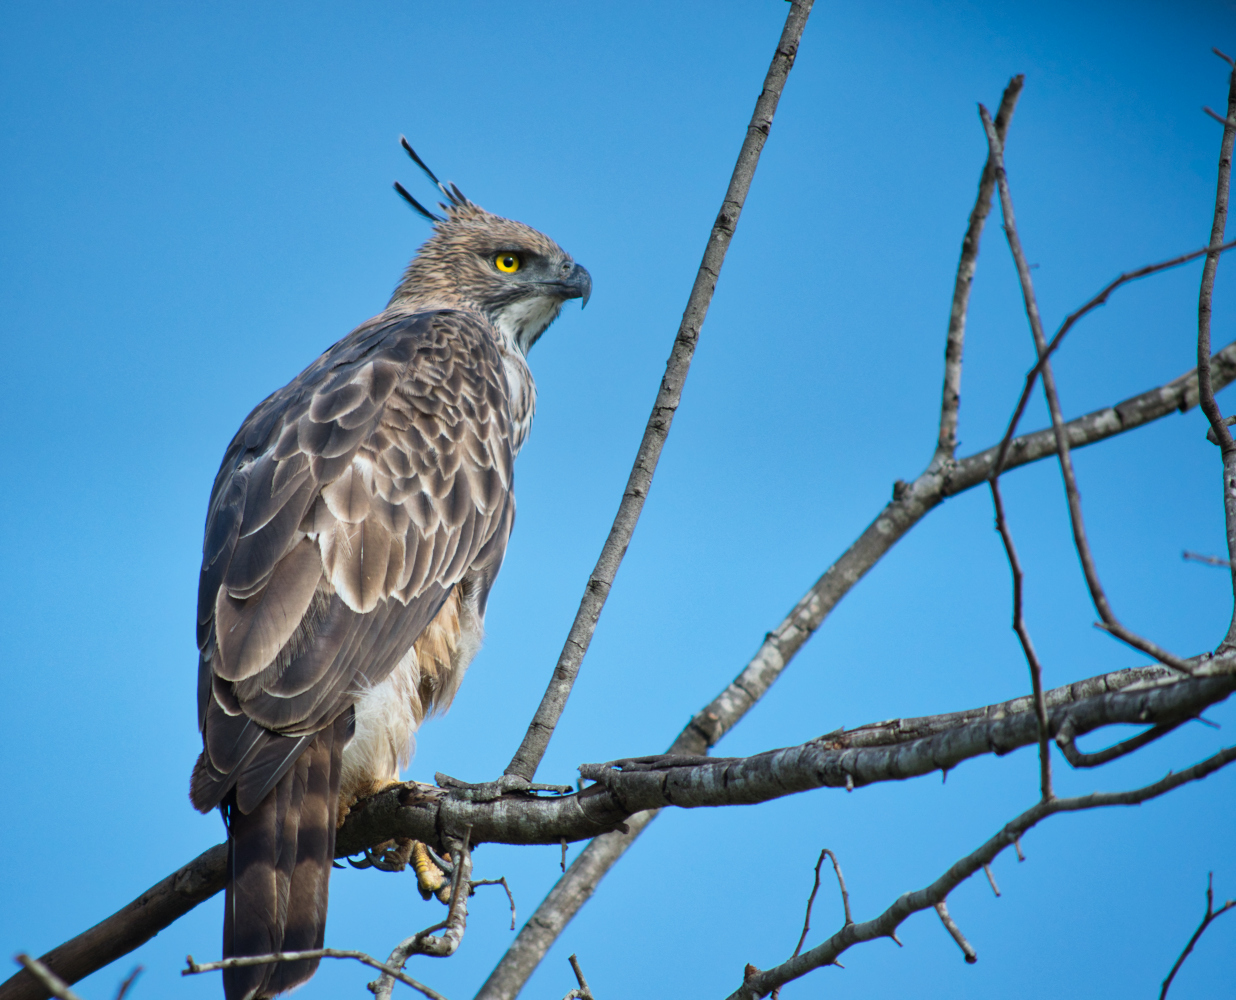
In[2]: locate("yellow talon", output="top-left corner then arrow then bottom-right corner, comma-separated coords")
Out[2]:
411,841 -> 453,903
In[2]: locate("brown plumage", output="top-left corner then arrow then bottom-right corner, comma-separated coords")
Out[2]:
190,158 -> 590,1000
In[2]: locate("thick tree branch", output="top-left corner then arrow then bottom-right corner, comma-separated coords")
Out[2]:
730,745 -> 1236,1000
933,75 -> 1024,465
7,651 -> 1233,1000
502,0 -> 817,785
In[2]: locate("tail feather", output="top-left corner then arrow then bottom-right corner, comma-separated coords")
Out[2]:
222,713 -> 349,1000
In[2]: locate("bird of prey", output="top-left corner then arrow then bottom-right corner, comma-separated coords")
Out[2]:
188,142 -> 591,1000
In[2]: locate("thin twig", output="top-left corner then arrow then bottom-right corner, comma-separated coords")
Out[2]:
790,848 -> 853,963
981,102 -> 1196,677
1159,872 -> 1236,999
11,959 -> 82,1000
934,75 -> 1024,464
183,950 -> 450,1000
982,864 -> 1001,897
934,902 -> 978,963
1196,56 -> 1236,646
502,0 -> 817,786
111,968 -> 141,1000
991,239 -> 1236,478
990,479 -> 1054,799
1184,550 -> 1235,568
471,878 -> 517,931
730,745 -> 1236,999
782,847 -> 852,993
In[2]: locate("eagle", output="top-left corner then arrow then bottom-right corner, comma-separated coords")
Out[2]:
188,143 -> 591,1000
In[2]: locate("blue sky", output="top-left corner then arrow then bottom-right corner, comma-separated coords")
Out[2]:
2,2 -> 1235,998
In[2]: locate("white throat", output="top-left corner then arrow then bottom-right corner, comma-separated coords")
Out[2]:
491,295 -> 563,356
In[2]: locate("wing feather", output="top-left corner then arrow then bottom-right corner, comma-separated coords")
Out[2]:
192,309 -> 515,815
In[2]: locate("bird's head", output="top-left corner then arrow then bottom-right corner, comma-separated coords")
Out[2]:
388,140 -> 591,356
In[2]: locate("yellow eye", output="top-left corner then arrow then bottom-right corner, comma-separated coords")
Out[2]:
495,253 -> 521,273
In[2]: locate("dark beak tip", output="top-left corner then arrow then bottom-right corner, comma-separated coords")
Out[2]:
576,264 -> 592,310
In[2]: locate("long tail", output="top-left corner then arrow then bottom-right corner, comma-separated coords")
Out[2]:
222,715 -> 348,1000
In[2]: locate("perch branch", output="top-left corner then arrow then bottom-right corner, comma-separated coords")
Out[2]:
7,650 -> 1235,1000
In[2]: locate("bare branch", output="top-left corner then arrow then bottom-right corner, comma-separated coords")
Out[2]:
731,745 -> 1236,999
471,878 -> 517,932
110,968 -> 140,1000
991,239 -> 1236,479
11,960 -> 81,1000
183,949 -> 450,1000
788,848 -> 852,967
561,955 -> 595,1000
1056,718 -> 1186,768
982,864 -> 1001,897
933,901 -> 978,963
990,479 -> 1053,799
934,75 -> 1024,464
502,0 -> 817,786
1159,872 -> 1236,999
1184,549 -> 1235,567
981,102 -> 1197,676
1196,59 -> 1236,645
577,659 -> 1236,813
1204,106 -> 1236,127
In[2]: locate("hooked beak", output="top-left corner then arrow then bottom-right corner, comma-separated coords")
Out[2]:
544,262 -> 592,309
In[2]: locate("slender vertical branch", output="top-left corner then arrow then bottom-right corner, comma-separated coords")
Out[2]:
1196,56 -> 1236,646
989,480 -> 1053,799
503,0 -> 817,785
979,104 -> 1195,676
934,75 -> 1025,465
1159,872 -> 1236,999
